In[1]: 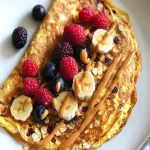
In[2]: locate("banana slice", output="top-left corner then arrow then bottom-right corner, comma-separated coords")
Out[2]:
53,91 -> 78,121
92,29 -> 113,53
10,95 -> 33,121
72,71 -> 95,100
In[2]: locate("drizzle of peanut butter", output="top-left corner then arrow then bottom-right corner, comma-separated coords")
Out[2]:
80,49 -> 90,64
56,81 -> 61,92
24,98 -> 32,105
41,109 -> 49,120
59,92 -> 72,117
29,21 -> 136,150
58,51 -> 136,150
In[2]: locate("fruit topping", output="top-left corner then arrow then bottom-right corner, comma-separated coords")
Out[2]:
112,86 -> 118,94
12,27 -> 27,49
74,45 -> 89,64
52,42 -> 74,66
93,12 -> 109,29
72,71 -> 95,100
22,59 -> 38,77
53,91 -> 78,121
26,128 -> 34,136
92,29 -> 113,53
35,88 -> 53,106
23,77 -> 40,97
10,95 -> 33,121
60,56 -> 78,80
63,24 -> 86,46
33,105 -> 48,123
79,7 -> 95,24
47,125 -> 53,134
104,57 -> 112,65
48,77 -> 65,94
82,106 -> 88,112
113,36 -> 120,44
32,5 -> 46,21
43,62 -> 57,80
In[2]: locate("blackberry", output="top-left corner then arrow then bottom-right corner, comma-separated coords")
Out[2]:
12,27 -> 27,49
52,42 -> 74,66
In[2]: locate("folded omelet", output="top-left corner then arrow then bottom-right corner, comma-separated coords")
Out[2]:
0,0 -> 141,150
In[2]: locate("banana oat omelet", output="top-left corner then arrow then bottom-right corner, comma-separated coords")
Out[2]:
0,0 -> 141,150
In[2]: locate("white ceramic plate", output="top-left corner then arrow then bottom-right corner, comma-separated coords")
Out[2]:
0,0 -> 149,150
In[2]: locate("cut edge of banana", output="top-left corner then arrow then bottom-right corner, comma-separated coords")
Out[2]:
72,71 -> 95,100
53,91 -> 78,121
92,29 -> 114,54
10,95 -> 33,122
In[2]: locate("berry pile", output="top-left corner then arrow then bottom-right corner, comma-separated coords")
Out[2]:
18,6 -> 110,124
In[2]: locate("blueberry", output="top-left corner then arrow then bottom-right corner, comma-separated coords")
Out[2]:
34,105 -> 48,123
104,57 -> 112,65
43,62 -> 57,80
32,5 -> 45,21
82,106 -> 88,112
112,86 -> 118,94
48,77 -> 65,94
74,45 -> 89,63
26,128 -> 34,136
113,37 -> 120,44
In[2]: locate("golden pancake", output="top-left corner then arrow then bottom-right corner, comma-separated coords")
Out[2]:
0,0 -> 141,150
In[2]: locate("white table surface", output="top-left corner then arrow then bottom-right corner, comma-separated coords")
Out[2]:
0,0 -> 150,150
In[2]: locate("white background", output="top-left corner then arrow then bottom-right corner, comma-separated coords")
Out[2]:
0,0 -> 150,150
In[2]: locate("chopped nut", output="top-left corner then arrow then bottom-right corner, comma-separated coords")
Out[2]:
55,130 -> 61,136
72,146 -> 79,150
45,117 -> 49,124
94,120 -> 100,127
41,126 -> 48,135
97,3 -> 104,11
92,68 -> 98,75
60,123 -> 67,133
32,133 -> 41,142
23,143 -> 30,150
67,123 -> 75,129
84,129 -> 89,134
97,69 -> 102,75
34,128 -> 41,135
118,24 -> 126,34
83,143 -> 90,149
36,124 -> 41,128
0,103 -> 7,115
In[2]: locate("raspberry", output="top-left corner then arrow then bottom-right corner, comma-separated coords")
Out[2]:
63,24 -> 86,46
93,12 -> 109,29
12,27 -> 27,49
52,42 -> 74,66
23,77 -> 40,96
59,56 -> 78,80
22,59 -> 38,77
35,88 -> 53,106
79,7 -> 95,24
